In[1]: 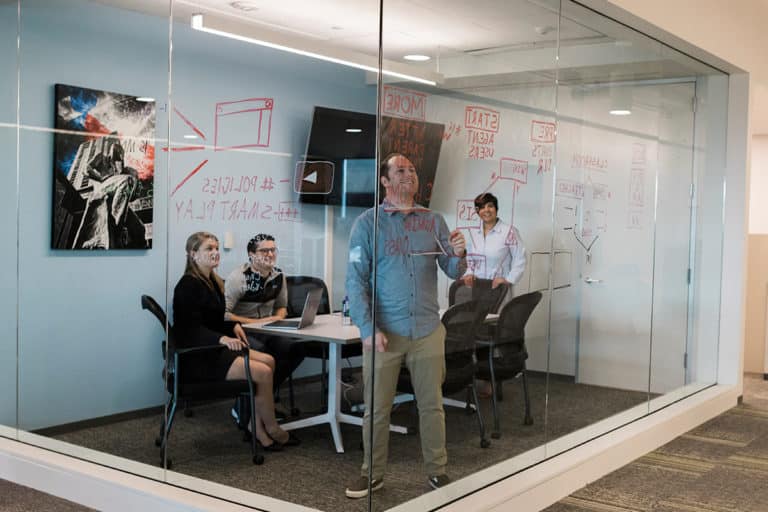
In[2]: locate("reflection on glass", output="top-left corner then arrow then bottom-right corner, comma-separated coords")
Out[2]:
0,0 -> 18,438
15,0 -> 167,481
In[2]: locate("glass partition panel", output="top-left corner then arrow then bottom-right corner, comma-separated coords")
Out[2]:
374,0 -> 559,508
16,0 -> 168,481
547,1 -> 663,454
165,1 -> 380,509
0,0 -> 19,439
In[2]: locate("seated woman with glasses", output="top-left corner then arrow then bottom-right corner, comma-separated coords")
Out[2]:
173,231 -> 297,450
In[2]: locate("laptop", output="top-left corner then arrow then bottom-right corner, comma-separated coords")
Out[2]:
264,287 -> 323,330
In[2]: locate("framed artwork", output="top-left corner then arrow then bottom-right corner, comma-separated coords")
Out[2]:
51,84 -> 156,249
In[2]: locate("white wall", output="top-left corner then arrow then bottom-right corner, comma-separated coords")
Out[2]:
749,136 -> 768,233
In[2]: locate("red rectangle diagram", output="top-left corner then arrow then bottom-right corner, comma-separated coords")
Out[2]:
530,120 -> 556,143
382,86 -> 426,120
456,199 -> 479,229
464,106 -> 500,133
215,97 -> 273,151
499,158 -> 528,184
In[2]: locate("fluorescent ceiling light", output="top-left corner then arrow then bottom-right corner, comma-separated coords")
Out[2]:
183,134 -> 198,139
136,97 -> 155,102
191,14 -> 437,86
609,109 -> 632,116
345,128 -> 362,133
404,54 -> 430,62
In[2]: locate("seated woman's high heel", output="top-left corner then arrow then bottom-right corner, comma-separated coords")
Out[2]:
268,428 -> 301,447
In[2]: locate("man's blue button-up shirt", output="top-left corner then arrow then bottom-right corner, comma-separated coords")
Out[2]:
346,202 -> 467,341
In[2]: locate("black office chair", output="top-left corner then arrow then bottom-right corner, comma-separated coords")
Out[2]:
475,291 -> 542,439
449,278 -> 509,313
396,300 -> 491,448
287,276 -> 362,410
141,295 -> 263,467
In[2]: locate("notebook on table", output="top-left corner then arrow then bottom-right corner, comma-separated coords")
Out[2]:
263,287 -> 323,330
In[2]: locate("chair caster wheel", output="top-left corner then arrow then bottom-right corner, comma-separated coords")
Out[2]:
480,439 -> 491,449
184,409 -> 194,418
491,432 -> 501,439
524,416 -> 533,426
291,408 -> 300,417
155,437 -> 162,447
253,454 -> 264,465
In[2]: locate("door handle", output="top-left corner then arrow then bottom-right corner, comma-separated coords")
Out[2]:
584,277 -> 603,284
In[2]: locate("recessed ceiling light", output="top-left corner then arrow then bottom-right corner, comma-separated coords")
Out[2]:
609,109 -> 632,116
345,128 -> 362,133
229,1 -> 258,12
183,134 -> 198,139
136,97 -> 155,102
331,25 -> 343,31
404,54 -> 430,62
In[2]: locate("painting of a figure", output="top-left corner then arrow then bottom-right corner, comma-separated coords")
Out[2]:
52,84 -> 156,250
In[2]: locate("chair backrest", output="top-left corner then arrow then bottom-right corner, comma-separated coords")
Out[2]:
285,276 -> 330,318
442,300 -> 489,356
449,278 -> 508,314
494,291 -> 542,353
141,294 -> 168,329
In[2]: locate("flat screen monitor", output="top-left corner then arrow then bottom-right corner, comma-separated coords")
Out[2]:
298,106 -> 444,208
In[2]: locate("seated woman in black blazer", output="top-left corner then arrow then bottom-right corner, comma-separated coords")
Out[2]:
173,231 -> 296,450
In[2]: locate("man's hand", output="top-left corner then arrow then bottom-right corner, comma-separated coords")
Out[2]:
362,331 -> 389,353
219,336 -> 248,351
449,230 -> 466,257
462,274 -> 476,288
492,277 -> 510,289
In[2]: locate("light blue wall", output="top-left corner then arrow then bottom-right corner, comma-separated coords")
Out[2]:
12,0 -> 376,429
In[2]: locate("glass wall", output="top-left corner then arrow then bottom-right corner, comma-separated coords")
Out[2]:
0,0 -> 729,511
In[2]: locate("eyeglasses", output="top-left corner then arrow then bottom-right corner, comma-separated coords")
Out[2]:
256,247 -> 278,254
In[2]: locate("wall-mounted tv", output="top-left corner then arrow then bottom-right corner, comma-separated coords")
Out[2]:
298,106 -> 445,208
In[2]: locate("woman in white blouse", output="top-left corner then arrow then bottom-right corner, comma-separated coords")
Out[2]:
462,192 -> 527,290
461,192 -> 527,397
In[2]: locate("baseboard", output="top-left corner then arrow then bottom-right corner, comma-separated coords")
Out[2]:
33,405 -> 164,437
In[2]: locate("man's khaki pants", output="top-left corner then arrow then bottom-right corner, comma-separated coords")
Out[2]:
360,323 -> 447,479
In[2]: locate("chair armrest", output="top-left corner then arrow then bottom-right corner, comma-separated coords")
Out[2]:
175,344 -> 229,356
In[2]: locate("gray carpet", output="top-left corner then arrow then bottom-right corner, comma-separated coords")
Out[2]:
0,480 -> 95,512
546,374 -> 768,512
51,372 -> 649,511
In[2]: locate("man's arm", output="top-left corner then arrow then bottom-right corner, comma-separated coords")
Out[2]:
435,215 -> 467,279
345,213 -> 375,340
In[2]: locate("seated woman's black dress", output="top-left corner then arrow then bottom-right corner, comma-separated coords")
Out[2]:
173,274 -> 241,381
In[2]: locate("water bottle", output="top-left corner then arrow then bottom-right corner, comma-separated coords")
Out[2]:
342,295 -> 352,326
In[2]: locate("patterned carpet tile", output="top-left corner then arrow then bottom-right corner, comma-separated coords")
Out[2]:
557,496 -> 643,511
659,464 -> 768,512
652,436 -> 740,467
683,410 -> 766,446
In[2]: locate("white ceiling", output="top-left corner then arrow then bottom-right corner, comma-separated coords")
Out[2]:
96,0 -> 724,95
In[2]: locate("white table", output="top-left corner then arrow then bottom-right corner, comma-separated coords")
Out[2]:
244,314 -> 406,453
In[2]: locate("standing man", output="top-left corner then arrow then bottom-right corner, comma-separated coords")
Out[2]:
345,153 -> 467,498
225,234 -> 306,405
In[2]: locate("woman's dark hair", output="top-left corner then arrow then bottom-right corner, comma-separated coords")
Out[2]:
247,233 -> 275,254
474,192 -> 498,210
